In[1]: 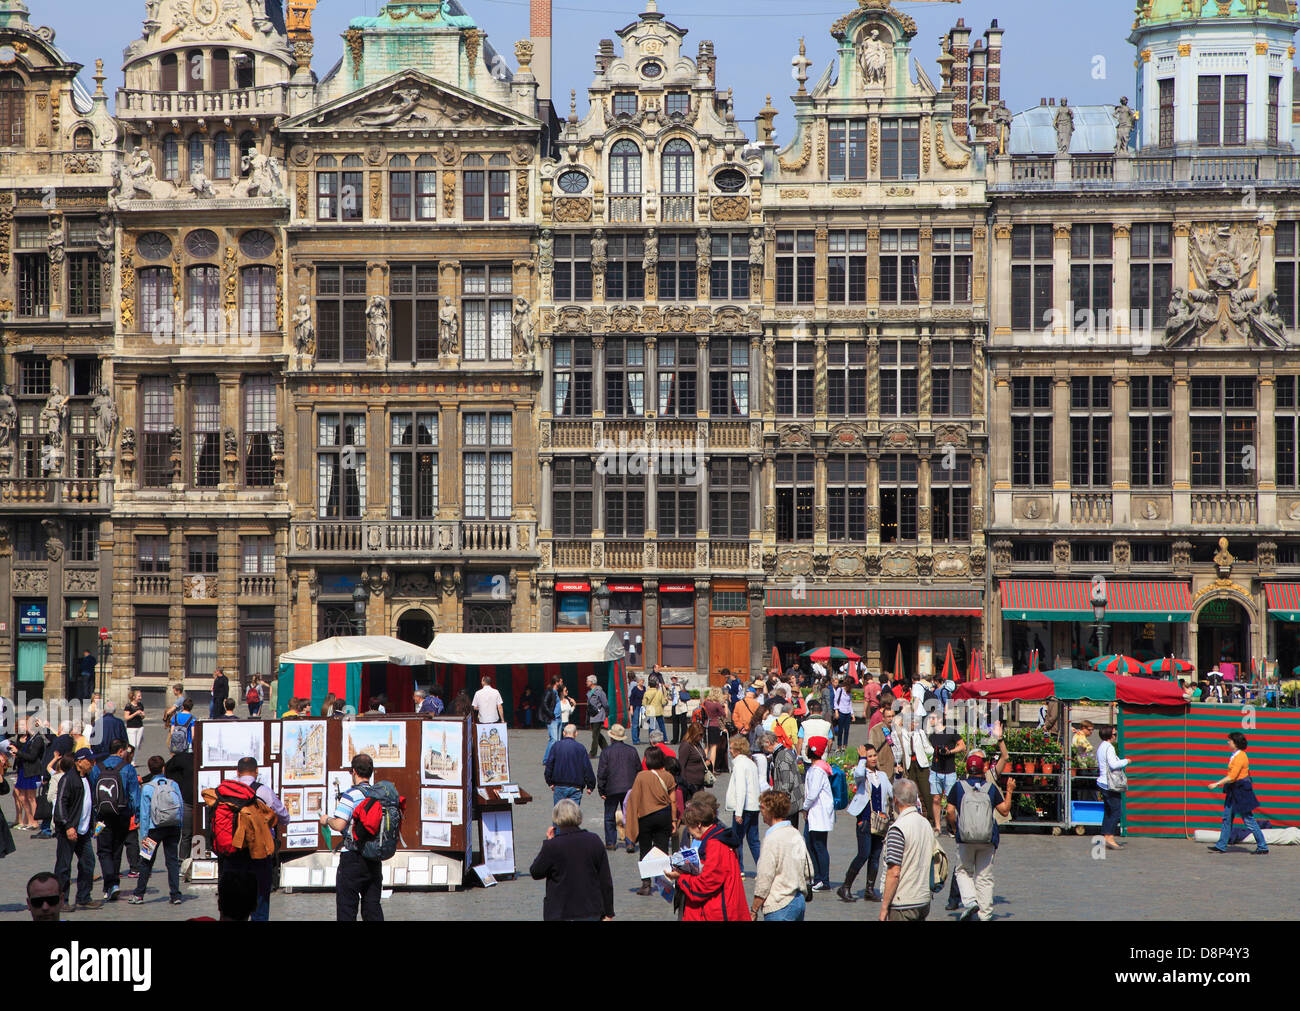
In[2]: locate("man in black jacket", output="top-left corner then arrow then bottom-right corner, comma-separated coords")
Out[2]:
544,724 -> 596,807
529,798 -> 614,921
53,749 -> 102,912
595,724 -> 641,851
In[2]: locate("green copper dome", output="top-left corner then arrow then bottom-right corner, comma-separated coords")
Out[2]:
1135,0 -> 1297,24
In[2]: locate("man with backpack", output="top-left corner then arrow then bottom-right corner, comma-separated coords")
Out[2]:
85,739 -> 140,902
209,756 -> 290,921
585,674 -> 610,758
167,698 -> 196,755
761,732 -> 804,830
324,753 -> 401,922
944,749 -> 1014,921
127,755 -> 185,906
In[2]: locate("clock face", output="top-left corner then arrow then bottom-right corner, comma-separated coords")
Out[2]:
557,170 -> 588,194
193,0 -> 220,26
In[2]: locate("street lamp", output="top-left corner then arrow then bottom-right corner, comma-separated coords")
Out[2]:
594,583 -> 611,632
352,583 -> 368,636
1090,580 -> 1109,663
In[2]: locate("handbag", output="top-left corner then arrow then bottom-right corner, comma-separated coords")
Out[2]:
1108,768 -> 1128,792
869,808 -> 891,835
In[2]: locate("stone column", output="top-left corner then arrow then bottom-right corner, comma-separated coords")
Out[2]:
1259,376 -> 1277,526
1172,375 -> 1191,524
591,334 -> 606,417
1051,377 -> 1070,525
1111,376 -> 1131,525
1052,225 -> 1071,340
1112,224 -> 1131,338
918,454 -> 932,547
866,453 -> 881,548
539,459 -> 553,532
992,225 -> 1012,331
695,578 -> 711,679
813,449 -> 828,549
991,378 -> 1012,525
1259,222 -> 1277,297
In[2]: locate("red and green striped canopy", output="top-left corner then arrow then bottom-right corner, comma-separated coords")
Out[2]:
1088,654 -> 1145,674
1000,581 -> 1192,622
801,646 -> 861,664
955,668 -> 1188,706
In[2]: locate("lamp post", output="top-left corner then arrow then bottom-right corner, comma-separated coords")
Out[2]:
1091,582 -> 1109,664
594,583 -> 611,632
352,583 -> 368,636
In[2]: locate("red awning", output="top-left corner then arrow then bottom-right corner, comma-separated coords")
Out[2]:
607,582 -> 643,593
1265,583 -> 1300,622
658,582 -> 695,593
555,581 -> 591,593
765,587 -> 982,617
999,580 -> 1192,622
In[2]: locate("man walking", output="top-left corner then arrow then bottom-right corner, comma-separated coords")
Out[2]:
227,756 -> 290,921
87,738 -> 140,902
541,676 -> 564,766
127,756 -> 184,906
585,675 -> 610,757
668,676 -> 689,744
927,714 -> 966,834
472,674 -> 505,725
77,651 -> 96,701
628,676 -> 646,746
833,676 -> 855,750
878,778 -> 935,921
596,724 -> 640,851
210,668 -> 229,721
53,750 -> 102,912
945,749 -> 1014,921
528,799 -> 615,921
761,732 -> 804,830
325,754 -> 386,921
544,724 -> 596,806
91,701 -> 128,760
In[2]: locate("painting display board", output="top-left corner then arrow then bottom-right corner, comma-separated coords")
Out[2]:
191,715 -> 472,889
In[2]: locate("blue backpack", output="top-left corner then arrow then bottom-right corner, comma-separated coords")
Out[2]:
828,763 -> 850,811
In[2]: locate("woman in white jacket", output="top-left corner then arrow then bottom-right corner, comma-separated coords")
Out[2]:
802,738 -> 836,890
726,737 -> 763,873
1095,726 -> 1131,851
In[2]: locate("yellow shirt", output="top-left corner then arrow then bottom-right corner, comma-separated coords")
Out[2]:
642,687 -> 666,717
1227,749 -> 1249,781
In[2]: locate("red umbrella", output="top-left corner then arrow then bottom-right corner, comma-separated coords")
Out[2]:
968,649 -> 983,682
940,643 -> 956,684
1101,671 -> 1189,706
955,668 -> 1188,707
771,645 -> 782,679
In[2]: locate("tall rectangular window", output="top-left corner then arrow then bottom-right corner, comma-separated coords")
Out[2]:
240,265 -> 275,335
389,263 -> 440,364
605,338 -> 645,417
1198,75 -> 1222,146
186,536 -> 219,573
656,233 -> 698,301
67,254 -> 101,316
1223,74 -> 1247,146
709,338 -> 749,417
827,454 -> 867,542
1190,377 -> 1256,487
931,229 -> 972,304
657,338 -> 698,416
1011,376 -> 1053,487
1011,224 -> 1054,332
389,411 -> 438,519
827,230 -> 868,304
656,466 -> 698,538
1276,222 -> 1300,328
1069,224 -> 1113,329
775,341 -> 815,417
462,156 -> 485,221
137,536 -> 171,573
827,341 -> 868,416
67,519 -> 99,563
775,230 -> 815,304
552,457 -> 593,538
17,254 -> 49,317
315,265 -> 367,363
461,265 -> 512,361
1159,78 -> 1175,147
879,454 -> 918,544
776,455 -> 814,542
463,412 -> 513,520
553,235 -> 593,302
1278,375 -> 1300,488
709,457 -> 750,539
606,234 -> 645,301
139,267 -> 174,336
488,161 -> 511,221
604,468 -> 644,538
141,376 -> 174,487
1268,76 -> 1281,146
1130,375 -> 1172,487
1129,223 -> 1173,332
190,375 -> 220,488
880,118 -> 921,180
1070,376 -> 1111,487
243,375 -> 275,487
553,338 -> 593,417
930,340 -> 972,417
241,536 -> 276,574
828,119 -> 868,180
316,412 -> 366,518
878,230 -> 919,304
931,453 -> 971,543
879,339 -> 918,417
709,232 -> 750,301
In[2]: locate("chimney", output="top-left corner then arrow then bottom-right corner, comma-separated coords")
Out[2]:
530,0 -> 552,104
983,20 -> 1003,129
946,18 -> 971,142
970,40 -> 989,141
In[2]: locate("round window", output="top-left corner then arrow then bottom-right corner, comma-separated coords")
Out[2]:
185,229 -> 219,258
239,229 -> 275,259
136,232 -> 173,260
714,168 -> 747,193
557,170 -> 588,194
641,61 -> 663,79
0,46 -> 17,64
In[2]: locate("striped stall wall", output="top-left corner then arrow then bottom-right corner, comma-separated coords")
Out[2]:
1118,705 -> 1300,838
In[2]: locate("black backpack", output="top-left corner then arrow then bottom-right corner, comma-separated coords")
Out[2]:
94,760 -> 130,820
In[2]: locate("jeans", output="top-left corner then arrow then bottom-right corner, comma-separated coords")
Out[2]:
603,792 -> 626,847
55,831 -> 96,905
807,829 -> 830,887
734,810 -> 761,872
631,707 -> 643,744
653,715 -> 667,739
336,850 -> 384,921
248,702 -> 262,719
835,712 -> 852,748
135,826 -> 182,900
846,815 -> 885,892
764,891 -> 807,921
955,842 -> 997,920
1100,787 -> 1123,835
543,717 -> 563,764
1214,804 -> 1268,851
552,785 -> 584,807
96,814 -> 130,895
522,709 -> 533,729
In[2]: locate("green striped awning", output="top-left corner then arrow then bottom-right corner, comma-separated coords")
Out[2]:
999,581 -> 1192,623
765,587 -> 982,617
1265,583 -> 1300,622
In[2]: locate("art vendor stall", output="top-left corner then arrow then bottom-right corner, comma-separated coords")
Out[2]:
191,715 -> 473,889
955,668 -> 1187,833
429,631 -> 629,726
276,636 -> 431,716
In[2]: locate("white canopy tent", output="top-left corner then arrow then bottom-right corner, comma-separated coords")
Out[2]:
427,632 -> 624,665
278,635 -> 435,668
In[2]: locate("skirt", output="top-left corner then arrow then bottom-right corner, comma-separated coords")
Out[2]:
16,772 -> 41,791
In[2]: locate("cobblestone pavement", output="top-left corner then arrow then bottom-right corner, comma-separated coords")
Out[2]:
2,721 -> 1294,922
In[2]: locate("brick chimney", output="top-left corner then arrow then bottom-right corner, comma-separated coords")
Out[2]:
983,20 -> 1003,139
946,18 -> 971,142
530,0 -> 552,104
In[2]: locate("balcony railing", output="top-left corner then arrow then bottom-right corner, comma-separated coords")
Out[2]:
1189,155 -> 1257,182
116,83 -> 289,118
133,573 -> 169,596
238,574 -> 276,597
604,540 -> 643,570
293,520 -> 535,556
710,541 -> 750,570
658,541 -> 698,570
461,521 -> 519,552
1132,157 -> 1175,182
608,195 -> 642,223
0,478 -> 102,505
554,540 -> 590,568
1071,492 -> 1112,525
709,421 -> 751,449
997,150 -> 1292,189
1071,158 -> 1114,181
1011,157 -> 1053,182
1190,493 -> 1256,525
660,195 -> 694,222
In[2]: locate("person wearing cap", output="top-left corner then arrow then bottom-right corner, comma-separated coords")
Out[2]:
801,737 -> 835,890
799,700 -> 833,762
53,750 -> 102,912
945,749 -> 1014,921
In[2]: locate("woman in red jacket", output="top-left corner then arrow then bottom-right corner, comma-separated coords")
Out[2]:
664,796 -> 751,922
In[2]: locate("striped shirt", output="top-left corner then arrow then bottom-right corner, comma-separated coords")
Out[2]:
332,782 -> 370,851
884,823 -> 907,867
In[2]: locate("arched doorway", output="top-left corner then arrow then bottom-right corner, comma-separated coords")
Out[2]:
396,608 -> 435,649
1195,597 -> 1251,678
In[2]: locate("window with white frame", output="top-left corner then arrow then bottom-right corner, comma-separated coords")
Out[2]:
462,265 -> 512,361
463,412 -> 513,520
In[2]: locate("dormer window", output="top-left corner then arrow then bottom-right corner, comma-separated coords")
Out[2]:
665,91 -> 690,117
73,127 -> 93,151
613,92 -> 638,117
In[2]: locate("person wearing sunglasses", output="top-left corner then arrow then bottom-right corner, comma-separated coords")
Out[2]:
27,871 -> 62,922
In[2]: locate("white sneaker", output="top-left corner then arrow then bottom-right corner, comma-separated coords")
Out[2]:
811,882 -> 827,892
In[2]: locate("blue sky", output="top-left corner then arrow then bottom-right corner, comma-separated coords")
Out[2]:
48,0 -> 1159,134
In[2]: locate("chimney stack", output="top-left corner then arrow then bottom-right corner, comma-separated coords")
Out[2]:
946,18 -> 971,142
983,20 -> 1003,138
530,0 -> 552,104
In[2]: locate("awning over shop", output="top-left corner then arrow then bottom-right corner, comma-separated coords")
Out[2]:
1265,583 -> 1300,622
765,587 -> 982,617
999,581 -> 1192,623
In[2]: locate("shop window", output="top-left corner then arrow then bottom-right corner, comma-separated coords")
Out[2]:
659,591 -> 695,667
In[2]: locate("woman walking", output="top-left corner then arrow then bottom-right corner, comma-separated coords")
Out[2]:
838,743 -> 893,902
642,679 -> 667,740
665,794 -> 751,921
124,690 -> 146,751
1207,732 -> 1269,855
1095,726 -> 1130,851
8,718 -> 46,829
750,790 -> 812,921
801,738 -> 835,890
625,746 -> 680,896
700,688 -> 729,773
724,737 -> 762,874
678,722 -> 709,801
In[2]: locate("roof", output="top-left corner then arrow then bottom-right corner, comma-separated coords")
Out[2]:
278,635 -> 434,666
1009,104 -> 1123,156
428,632 -> 626,666
1138,0 -> 1296,24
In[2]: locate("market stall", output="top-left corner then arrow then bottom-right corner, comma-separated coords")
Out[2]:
276,636 -> 430,716
428,631 -> 629,726
954,667 -> 1187,833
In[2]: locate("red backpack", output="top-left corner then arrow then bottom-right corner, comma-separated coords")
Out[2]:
211,780 -> 258,856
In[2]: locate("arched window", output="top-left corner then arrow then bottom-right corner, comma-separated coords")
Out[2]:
184,50 -> 204,91
73,127 -> 93,151
661,138 -> 694,194
188,134 -> 205,179
159,54 -> 178,92
213,132 -> 231,179
162,134 -> 180,181
212,49 -> 230,91
609,139 -> 642,194
0,73 -> 24,147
